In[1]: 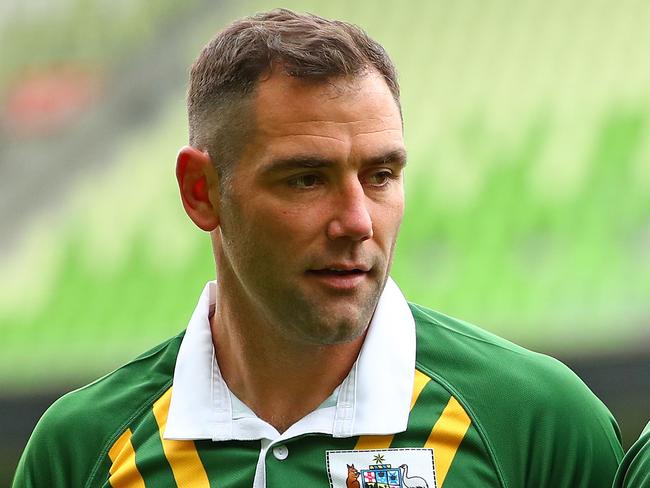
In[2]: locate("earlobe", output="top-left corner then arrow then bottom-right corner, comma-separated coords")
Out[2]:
176,146 -> 220,231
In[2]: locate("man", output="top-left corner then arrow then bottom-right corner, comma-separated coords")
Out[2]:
14,9 -> 622,488
614,422 -> 650,487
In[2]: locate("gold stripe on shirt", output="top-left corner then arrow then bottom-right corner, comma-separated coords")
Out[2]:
108,428 -> 146,488
354,369 -> 432,450
424,395 -> 472,486
152,387 -> 210,488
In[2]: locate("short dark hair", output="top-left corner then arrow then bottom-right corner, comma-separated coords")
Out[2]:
187,8 -> 400,181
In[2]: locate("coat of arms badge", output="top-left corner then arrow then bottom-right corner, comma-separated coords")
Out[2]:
327,448 -> 437,488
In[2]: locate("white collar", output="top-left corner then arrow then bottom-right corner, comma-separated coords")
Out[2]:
164,277 -> 415,442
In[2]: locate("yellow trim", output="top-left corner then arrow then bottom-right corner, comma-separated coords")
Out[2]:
410,369 -> 432,410
152,387 -> 211,488
108,429 -> 145,488
424,395 -> 472,486
353,433 -> 394,451
354,369 -> 432,450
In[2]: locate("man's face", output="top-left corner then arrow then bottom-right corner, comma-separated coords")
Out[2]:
213,70 -> 406,346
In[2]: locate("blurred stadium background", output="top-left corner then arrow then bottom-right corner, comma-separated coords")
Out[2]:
1,0 -> 649,483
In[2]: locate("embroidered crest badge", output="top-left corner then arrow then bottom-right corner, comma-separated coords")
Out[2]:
326,448 -> 437,488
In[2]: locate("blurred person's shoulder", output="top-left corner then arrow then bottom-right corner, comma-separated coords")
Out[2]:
409,302 -> 623,486
13,332 -> 184,487
614,421 -> 650,487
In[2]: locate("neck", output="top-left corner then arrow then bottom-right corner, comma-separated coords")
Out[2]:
211,292 -> 366,434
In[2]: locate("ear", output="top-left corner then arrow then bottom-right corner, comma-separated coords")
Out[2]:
176,145 -> 220,231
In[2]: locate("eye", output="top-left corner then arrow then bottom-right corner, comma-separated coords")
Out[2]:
287,174 -> 322,189
366,170 -> 395,187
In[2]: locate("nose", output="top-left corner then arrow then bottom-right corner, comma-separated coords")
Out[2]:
326,180 -> 373,241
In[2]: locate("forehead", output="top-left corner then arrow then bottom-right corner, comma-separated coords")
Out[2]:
244,70 -> 404,163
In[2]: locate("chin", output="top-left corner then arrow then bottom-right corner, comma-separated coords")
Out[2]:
307,316 -> 371,345
276,283 -> 382,345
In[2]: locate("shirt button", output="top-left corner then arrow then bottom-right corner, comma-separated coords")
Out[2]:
272,445 -> 289,460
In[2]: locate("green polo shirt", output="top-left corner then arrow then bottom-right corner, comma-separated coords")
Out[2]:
13,292 -> 622,487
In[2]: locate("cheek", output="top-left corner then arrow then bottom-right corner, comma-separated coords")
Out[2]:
273,202 -> 327,232
248,204 -> 322,252
371,199 -> 404,238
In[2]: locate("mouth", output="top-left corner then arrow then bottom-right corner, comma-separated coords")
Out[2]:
306,265 -> 371,290
309,268 -> 367,276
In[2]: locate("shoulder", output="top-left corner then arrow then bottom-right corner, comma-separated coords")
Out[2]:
410,302 -> 592,402
614,422 -> 650,487
13,333 -> 183,488
45,331 -> 183,430
410,302 -> 623,487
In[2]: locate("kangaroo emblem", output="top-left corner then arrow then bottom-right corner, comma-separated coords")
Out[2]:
346,464 -> 361,488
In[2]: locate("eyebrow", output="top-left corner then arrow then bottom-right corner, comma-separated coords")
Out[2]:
262,148 -> 408,175
366,148 -> 408,168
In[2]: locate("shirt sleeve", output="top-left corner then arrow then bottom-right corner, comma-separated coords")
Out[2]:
12,394 -> 108,488
13,412 -> 69,487
481,353 -> 625,488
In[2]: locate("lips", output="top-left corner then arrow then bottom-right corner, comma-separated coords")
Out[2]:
309,262 -> 371,273
306,264 -> 371,290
